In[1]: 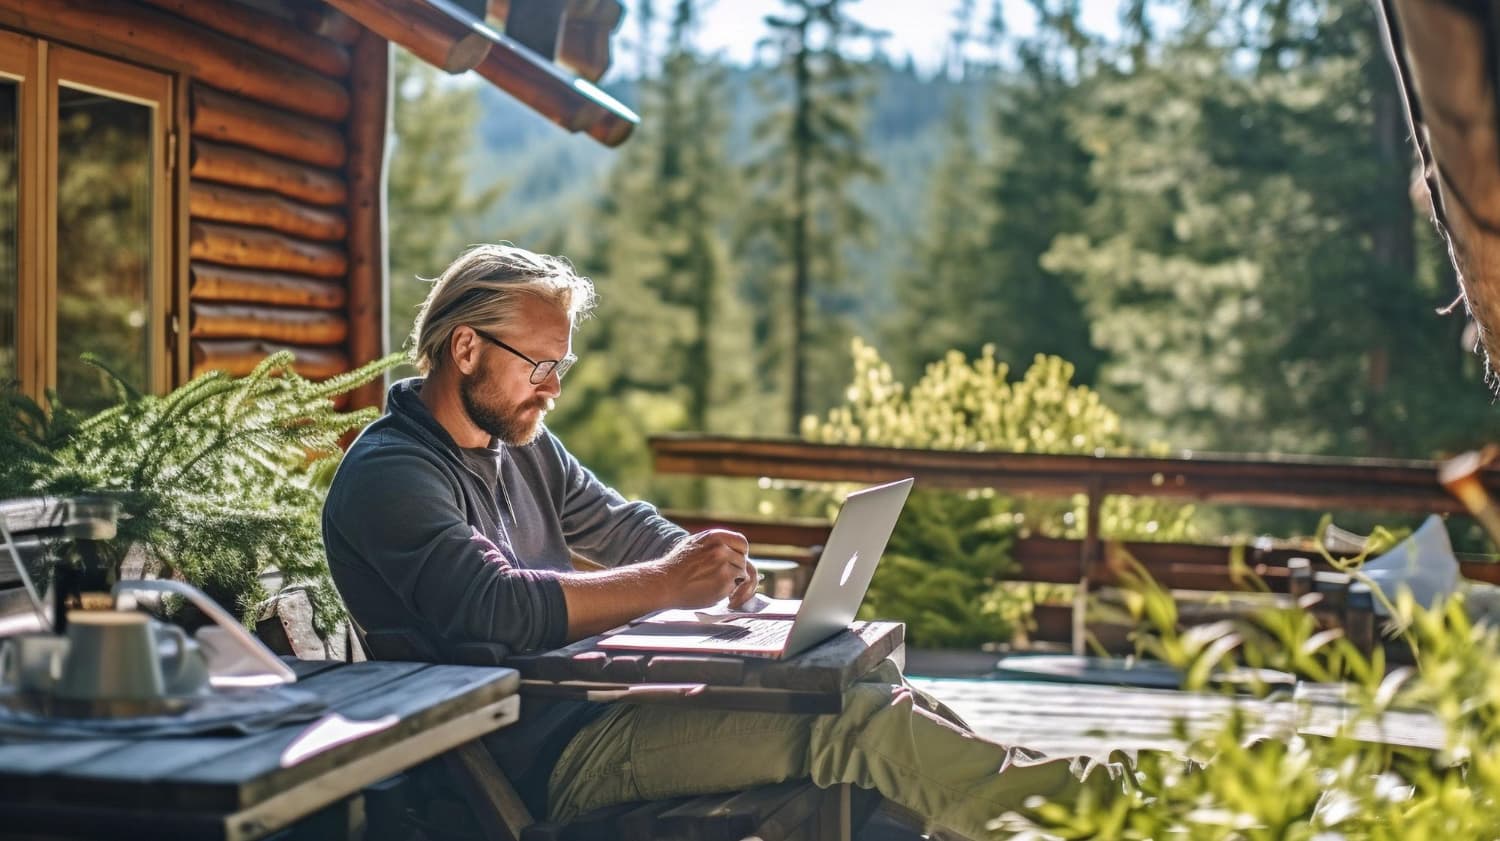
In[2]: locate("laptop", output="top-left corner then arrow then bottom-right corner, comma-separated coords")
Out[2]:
597,477 -> 914,659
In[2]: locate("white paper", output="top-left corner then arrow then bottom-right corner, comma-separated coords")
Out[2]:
1361,515 -> 1460,616
638,594 -> 802,625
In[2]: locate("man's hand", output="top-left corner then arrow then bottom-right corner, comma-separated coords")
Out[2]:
660,528 -> 753,608
558,528 -> 759,641
728,556 -> 759,609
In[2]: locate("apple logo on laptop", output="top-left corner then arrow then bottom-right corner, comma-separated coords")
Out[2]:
840,552 -> 859,586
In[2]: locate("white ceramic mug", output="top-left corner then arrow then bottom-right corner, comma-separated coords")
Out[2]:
0,633 -> 70,693
160,635 -> 210,696
56,611 -> 190,702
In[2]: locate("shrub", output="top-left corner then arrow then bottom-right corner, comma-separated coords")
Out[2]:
1009,564 -> 1500,839
800,339 -> 1193,645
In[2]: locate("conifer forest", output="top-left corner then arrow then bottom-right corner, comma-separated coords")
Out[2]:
386,0 -> 1498,512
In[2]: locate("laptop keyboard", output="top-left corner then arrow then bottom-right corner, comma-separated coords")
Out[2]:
709,618 -> 790,646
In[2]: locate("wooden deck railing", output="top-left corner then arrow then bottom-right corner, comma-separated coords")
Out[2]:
651,434 -> 1500,513
651,434 -> 1500,649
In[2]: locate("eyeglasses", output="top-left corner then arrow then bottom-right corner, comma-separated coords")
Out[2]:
468,326 -> 576,384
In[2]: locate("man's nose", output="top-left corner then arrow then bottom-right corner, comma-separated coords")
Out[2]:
536,370 -> 562,397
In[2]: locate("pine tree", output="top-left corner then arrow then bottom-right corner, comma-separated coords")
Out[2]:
387,50 -> 504,372
971,9 -> 1102,382
744,0 -> 882,432
1044,0 -> 1492,456
885,2 -> 992,379
547,0 -> 750,501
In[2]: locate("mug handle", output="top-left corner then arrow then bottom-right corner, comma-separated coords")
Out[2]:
0,639 -> 13,686
154,623 -> 191,691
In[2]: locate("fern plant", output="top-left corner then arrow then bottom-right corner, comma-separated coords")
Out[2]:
0,352 -> 399,632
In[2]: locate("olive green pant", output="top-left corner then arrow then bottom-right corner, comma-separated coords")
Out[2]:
547,661 -> 1124,840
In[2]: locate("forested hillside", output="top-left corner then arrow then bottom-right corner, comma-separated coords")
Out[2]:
388,0 -> 1498,506
464,59 -> 981,340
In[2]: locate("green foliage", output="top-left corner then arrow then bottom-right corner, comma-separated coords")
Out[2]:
744,0 -> 883,431
1012,562 -> 1500,839
803,338 -> 1125,453
0,352 -> 399,632
550,0 -> 757,508
387,50 -> 504,374
1043,0 -> 1491,456
855,489 -> 1015,648
801,339 -> 1193,645
459,0 -> 1494,467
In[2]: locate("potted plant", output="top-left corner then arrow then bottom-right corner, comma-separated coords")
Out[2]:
0,351 -> 398,635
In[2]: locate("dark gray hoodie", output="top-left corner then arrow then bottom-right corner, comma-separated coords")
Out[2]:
322,377 -> 687,812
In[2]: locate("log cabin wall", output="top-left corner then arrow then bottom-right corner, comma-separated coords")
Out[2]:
0,0 -> 389,408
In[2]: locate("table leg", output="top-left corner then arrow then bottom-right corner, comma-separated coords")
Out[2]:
816,783 -> 851,841
444,740 -> 534,841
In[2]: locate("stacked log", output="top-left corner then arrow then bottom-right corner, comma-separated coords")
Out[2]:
22,0 -> 348,121
121,2 -> 381,388
135,0 -> 352,78
0,0 -> 389,395
189,183 -> 347,242
189,141 -> 347,210
189,264 -> 346,309
190,303 -> 349,345
191,87 -> 347,170
191,340 -> 349,379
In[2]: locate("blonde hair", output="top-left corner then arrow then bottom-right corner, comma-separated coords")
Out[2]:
410,243 -> 596,374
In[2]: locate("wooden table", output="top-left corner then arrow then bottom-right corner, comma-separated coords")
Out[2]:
507,620 -> 905,714
0,658 -> 520,841
506,621 -> 904,841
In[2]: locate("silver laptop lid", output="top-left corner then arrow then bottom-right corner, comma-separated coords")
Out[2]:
780,477 -> 914,657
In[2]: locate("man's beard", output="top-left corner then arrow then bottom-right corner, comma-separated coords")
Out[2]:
459,372 -> 551,446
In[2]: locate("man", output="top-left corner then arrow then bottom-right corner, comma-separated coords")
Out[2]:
323,244 -> 1121,840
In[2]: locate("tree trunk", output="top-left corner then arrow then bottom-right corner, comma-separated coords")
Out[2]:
789,30 -> 811,435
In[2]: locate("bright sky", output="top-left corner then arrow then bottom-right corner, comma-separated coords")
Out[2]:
615,0 -> 1127,76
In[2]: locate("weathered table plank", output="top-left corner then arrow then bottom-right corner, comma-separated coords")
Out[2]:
0,660 -> 522,840
16,660 -> 441,813
511,621 -> 904,712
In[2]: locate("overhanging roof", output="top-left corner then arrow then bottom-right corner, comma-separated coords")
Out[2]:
325,0 -> 638,147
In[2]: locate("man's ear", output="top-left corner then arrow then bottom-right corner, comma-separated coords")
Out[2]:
449,326 -> 482,375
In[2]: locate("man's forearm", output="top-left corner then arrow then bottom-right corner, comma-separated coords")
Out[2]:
558,561 -> 674,641
557,528 -> 751,642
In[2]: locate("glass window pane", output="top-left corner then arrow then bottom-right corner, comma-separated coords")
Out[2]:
55,85 -> 152,412
0,80 -> 17,387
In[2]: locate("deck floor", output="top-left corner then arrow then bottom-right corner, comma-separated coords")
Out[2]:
908,676 -> 1446,760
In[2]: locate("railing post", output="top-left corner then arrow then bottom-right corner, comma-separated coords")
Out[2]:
1075,478 -> 1103,656
1346,582 -> 1376,657
1287,556 -> 1312,599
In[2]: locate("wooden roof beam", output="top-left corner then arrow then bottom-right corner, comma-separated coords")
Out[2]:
332,0 -> 637,146
324,0 -> 493,74
489,0 -> 624,82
